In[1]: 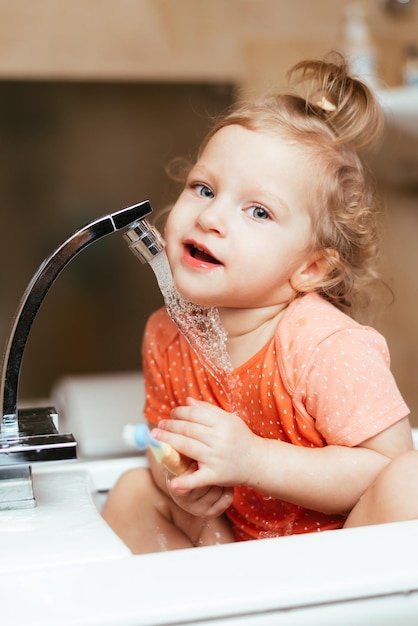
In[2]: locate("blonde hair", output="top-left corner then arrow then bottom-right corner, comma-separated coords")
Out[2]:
198,53 -> 385,322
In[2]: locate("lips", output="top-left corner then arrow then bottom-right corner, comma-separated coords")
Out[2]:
184,242 -> 222,267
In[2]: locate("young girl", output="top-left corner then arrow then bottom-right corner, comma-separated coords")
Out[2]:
102,54 -> 417,553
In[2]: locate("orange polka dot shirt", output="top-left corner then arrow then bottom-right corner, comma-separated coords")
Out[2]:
142,292 -> 409,541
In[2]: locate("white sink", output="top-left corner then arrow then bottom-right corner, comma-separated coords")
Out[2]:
377,87 -> 418,138
0,467 -> 130,573
0,453 -> 418,626
3,374 -> 418,625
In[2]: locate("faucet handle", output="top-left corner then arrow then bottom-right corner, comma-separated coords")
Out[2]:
0,407 -> 77,463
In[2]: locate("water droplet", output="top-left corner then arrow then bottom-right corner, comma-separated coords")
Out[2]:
149,251 -> 241,411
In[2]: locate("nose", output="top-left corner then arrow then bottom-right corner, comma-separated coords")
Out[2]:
196,199 -> 227,235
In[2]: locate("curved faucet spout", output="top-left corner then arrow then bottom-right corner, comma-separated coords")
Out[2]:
0,200 -> 153,441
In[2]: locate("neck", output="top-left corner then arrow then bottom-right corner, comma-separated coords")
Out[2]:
218,304 -> 289,369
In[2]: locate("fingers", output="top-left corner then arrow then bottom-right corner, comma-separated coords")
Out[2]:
154,398 -> 225,449
169,464 -> 212,493
152,425 -> 206,464
170,397 -> 219,426
202,487 -> 234,518
151,401 -> 218,460
167,479 -> 234,519
152,399 -> 252,488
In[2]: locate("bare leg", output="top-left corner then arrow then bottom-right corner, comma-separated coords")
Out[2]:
101,468 -> 235,554
344,450 -> 418,528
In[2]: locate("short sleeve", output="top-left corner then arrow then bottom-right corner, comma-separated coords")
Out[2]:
277,294 -> 409,447
294,328 -> 409,446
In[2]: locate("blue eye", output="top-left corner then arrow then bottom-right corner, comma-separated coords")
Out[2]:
194,183 -> 214,198
246,206 -> 270,220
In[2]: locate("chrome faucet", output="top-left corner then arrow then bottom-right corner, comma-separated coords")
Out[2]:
0,200 -> 165,509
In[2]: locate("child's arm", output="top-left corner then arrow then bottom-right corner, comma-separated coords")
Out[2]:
153,398 -> 412,516
245,417 -> 411,514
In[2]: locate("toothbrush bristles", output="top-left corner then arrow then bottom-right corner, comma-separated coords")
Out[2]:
122,424 -> 138,448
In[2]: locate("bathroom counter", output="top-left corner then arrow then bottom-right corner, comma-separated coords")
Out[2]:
0,468 -> 131,573
1,458 -> 418,626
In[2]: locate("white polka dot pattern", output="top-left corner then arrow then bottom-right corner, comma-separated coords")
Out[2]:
141,293 -> 409,540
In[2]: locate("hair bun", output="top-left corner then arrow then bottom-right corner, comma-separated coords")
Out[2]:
288,52 -> 384,150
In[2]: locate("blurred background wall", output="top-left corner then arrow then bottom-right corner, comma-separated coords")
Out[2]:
0,0 -> 417,424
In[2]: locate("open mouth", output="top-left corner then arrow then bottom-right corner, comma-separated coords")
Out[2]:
185,243 -> 222,266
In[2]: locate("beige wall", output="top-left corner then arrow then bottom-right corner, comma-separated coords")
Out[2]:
0,0 -> 417,87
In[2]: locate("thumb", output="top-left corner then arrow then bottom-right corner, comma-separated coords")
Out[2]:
167,461 -> 198,495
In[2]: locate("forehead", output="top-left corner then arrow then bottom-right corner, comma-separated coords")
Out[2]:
199,124 -> 308,166
198,125 -> 313,186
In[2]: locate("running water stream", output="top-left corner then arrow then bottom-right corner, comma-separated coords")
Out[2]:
148,250 -> 240,409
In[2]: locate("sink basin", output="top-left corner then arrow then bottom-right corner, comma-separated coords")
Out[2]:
377,87 -> 418,139
1,452 -> 418,625
3,372 -> 418,625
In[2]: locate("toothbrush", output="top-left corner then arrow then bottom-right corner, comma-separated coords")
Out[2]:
123,423 -> 191,476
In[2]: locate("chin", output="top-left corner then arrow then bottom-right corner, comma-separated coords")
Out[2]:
174,284 -> 214,308
180,292 -> 214,308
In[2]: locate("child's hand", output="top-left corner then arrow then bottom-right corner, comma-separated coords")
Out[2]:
152,397 -> 260,493
166,465 -> 234,519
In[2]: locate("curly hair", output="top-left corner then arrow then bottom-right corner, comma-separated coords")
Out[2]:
195,53 -> 385,322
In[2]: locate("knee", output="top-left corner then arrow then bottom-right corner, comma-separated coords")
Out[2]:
373,450 -> 418,520
110,467 -> 153,499
380,450 -> 418,492
102,468 -> 156,520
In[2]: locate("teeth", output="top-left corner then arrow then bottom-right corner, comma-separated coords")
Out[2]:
189,243 -> 220,264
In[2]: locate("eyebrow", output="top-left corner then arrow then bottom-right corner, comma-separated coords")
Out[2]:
187,163 -> 211,179
251,183 -> 291,217
189,163 -> 291,218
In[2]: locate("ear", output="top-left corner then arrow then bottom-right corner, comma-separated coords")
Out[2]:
290,249 -> 339,293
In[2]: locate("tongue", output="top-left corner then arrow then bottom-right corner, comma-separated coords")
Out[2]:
193,248 -> 220,264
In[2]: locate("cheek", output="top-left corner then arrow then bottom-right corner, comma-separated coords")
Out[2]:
164,210 -> 180,245
164,205 -> 175,232
252,240 -> 304,281
163,213 -> 186,267
164,196 -> 189,235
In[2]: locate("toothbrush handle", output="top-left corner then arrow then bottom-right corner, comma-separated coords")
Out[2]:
160,442 -> 191,476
